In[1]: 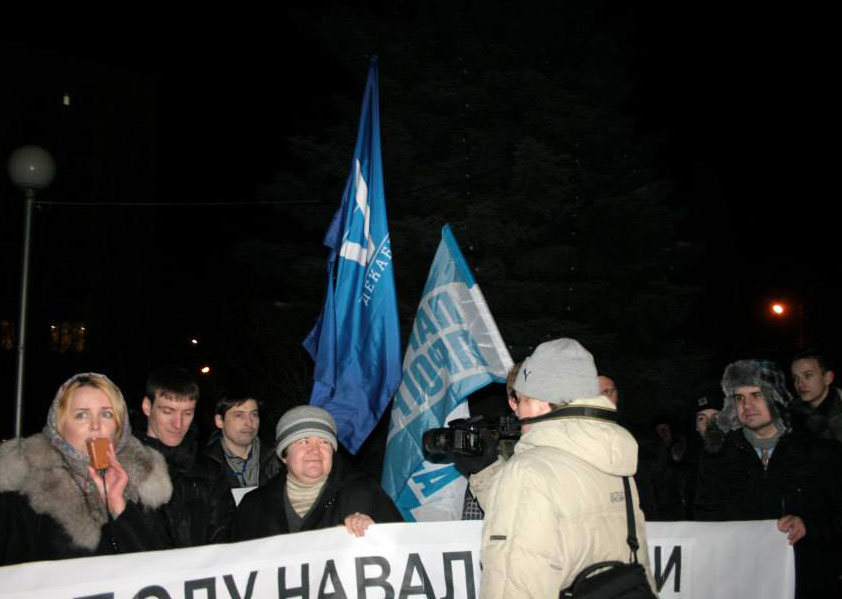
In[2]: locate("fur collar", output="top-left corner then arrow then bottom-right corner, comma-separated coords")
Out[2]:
0,434 -> 172,550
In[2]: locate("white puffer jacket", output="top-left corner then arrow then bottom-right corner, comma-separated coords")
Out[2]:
478,396 -> 657,598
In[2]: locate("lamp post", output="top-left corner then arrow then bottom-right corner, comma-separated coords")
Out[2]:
7,145 -> 56,438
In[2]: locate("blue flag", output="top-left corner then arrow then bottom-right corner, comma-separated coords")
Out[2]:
303,56 -> 401,454
381,225 -> 513,521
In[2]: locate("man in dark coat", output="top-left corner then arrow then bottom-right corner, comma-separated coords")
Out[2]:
233,406 -> 401,540
790,349 -> 842,444
204,394 -> 280,488
635,415 -> 686,521
694,360 -> 842,598
680,382 -> 723,519
138,366 -> 235,547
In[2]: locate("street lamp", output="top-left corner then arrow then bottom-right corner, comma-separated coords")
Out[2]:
7,145 -> 56,438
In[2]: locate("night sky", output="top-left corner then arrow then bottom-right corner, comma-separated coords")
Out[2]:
1,3 -> 837,442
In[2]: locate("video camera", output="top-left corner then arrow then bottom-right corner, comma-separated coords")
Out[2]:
422,415 -> 521,458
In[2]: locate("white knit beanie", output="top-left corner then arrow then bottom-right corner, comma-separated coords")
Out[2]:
513,338 -> 598,405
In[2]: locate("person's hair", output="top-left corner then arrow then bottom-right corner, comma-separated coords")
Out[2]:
214,395 -> 261,418
56,373 -> 127,443
145,366 -> 199,403
792,348 -> 833,374
506,362 -> 522,397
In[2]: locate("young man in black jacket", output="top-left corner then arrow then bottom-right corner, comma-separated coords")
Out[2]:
790,349 -> 842,444
139,366 -> 235,547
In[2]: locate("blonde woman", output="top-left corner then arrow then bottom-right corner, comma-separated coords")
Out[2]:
0,373 -> 173,565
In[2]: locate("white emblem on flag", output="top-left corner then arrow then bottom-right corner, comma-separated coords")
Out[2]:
339,159 -> 375,266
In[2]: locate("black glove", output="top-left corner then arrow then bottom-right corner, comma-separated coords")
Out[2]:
452,428 -> 499,477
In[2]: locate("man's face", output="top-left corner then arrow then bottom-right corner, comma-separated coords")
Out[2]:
655,422 -> 673,446
733,385 -> 774,434
695,408 -> 719,437
791,358 -> 833,406
509,391 -> 552,433
282,436 -> 334,485
142,392 -> 196,447
598,375 -> 618,405
215,398 -> 259,450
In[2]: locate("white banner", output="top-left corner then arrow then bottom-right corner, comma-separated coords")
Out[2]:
0,520 -> 794,599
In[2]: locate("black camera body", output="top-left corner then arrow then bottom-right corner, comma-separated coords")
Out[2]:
422,415 -> 521,458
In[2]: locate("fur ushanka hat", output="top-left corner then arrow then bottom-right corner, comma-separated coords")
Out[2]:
718,360 -> 792,433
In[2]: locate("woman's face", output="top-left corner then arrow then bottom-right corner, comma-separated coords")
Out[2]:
61,386 -> 118,455
283,436 -> 334,485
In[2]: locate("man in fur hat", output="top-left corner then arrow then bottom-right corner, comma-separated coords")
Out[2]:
694,359 -> 842,597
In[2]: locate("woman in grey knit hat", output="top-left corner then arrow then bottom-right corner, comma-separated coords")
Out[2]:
232,406 -> 402,540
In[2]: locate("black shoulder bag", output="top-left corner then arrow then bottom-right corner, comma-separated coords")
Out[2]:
559,477 -> 656,599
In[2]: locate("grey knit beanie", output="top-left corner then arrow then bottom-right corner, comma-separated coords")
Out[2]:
513,338 -> 598,406
275,406 -> 338,458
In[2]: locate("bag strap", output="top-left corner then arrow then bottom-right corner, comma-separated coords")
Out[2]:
622,476 -> 640,564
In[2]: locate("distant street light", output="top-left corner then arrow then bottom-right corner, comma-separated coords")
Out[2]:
771,303 -> 785,316
8,145 -> 56,438
200,365 -> 211,375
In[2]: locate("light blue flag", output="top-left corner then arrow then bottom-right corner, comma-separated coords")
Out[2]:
381,225 -> 513,521
303,56 -> 401,454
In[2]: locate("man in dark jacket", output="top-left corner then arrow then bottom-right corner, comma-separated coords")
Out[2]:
695,360 -> 842,598
138,366 -> 235,547
790,349 -> 842,444
205,394 -> 280,488
233,406 -> 401,540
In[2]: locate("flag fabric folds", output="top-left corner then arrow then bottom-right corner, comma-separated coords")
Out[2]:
381,224 -> 513,521
303,56 -> 401,454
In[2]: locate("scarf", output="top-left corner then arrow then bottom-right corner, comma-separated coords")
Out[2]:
742,427 -> 783,469
223,440 -> 261,487
41,373 -> 132,519
286,474 -> 328,517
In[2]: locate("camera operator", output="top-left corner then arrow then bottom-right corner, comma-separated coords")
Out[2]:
452,363 -> 522,519
476,338 -> 655,598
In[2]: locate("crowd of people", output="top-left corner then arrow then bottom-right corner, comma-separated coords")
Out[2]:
456,346 -> 842,597
0,367 -> 401,567
2,344 -> 841,597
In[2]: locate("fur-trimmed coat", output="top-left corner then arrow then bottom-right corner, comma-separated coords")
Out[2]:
0,433 -> 173,566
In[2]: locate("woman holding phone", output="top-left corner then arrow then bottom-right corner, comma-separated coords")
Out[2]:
0,373 -> 174,565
